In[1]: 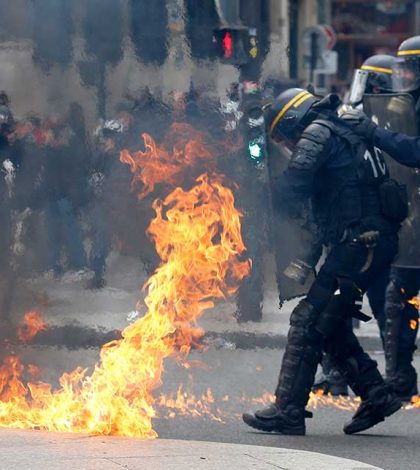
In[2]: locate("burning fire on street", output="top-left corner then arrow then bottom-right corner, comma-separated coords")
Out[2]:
0,124 -> 417,438
156,387 -> 420,422
0,125 -> 250,437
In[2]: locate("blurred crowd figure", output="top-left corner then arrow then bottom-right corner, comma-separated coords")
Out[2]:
0,86 -> 231,291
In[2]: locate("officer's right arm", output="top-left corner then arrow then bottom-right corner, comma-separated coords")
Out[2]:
341,108 -> 420,168
373,128 -> 420,168
271,123 -> 333,217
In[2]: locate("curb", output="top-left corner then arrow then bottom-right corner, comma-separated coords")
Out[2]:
0,431 -> 384,470
20,325 -> 408,351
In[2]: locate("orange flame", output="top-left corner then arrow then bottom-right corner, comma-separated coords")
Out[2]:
16,311 -> 48,343
156,387 -> 420,422
120,123 -> 215,199
408,297 -> 420,311
0,161 -> 249,437
408,395 -> 420,408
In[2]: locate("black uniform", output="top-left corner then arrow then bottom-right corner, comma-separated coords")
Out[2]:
243,90 -> 405,435
348,118 -> 420,398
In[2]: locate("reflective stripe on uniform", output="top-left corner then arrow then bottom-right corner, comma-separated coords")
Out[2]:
269,91 -> 312,134
361,65 -> 392,74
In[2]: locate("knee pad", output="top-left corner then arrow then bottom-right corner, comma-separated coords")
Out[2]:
290,300 -> 318,327
288,300 -> 322,346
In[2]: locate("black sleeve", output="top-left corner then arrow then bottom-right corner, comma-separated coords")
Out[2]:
374,128 -> 420,168
272,122 -> 333,217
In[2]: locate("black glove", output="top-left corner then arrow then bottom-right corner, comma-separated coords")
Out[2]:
340,108 -> 377,142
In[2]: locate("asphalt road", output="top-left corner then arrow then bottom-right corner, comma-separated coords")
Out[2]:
154,348 -> 420,470
17,345 -> 420,470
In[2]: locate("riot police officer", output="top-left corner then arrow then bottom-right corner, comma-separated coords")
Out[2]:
343,36 -> 420,401
243,87 -> 407,435
313,54 -> 398,396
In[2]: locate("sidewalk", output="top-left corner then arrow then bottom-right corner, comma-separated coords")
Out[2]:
0,430 -> 383,470
13,252 -> 418,351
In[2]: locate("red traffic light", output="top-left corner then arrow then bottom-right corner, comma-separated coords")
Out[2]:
222,31 -> 233,58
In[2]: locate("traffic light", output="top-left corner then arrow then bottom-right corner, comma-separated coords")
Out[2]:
245,103 -> 266,165
246,127 -> 266,165
213,27 -> 249,65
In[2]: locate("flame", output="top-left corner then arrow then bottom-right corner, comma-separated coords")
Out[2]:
157,386 -> 227,422
408,297 -> 420,311
156,388 -> 420,421
16,311 -> 48,343
120,123 -> 215,199
408,395 -> 420,408
0,141 -> 250,437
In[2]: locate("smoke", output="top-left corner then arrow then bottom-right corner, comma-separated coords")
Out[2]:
0,0 -> 306,364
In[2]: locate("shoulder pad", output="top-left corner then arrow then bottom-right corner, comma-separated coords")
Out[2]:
300,121 -> 332,144
290,135 -> 329,171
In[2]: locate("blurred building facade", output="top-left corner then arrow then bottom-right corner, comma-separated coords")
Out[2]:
0,0 -> 419,123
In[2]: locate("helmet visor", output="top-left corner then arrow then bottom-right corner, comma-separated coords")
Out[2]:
348,69 -> 369,105
392,57 -> 420,92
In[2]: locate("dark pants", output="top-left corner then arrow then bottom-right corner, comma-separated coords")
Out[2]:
366,267 -> 389,345
89,200 -> 110,279
275,234 -> 398,407
385,266 -> 420,371
46,198 -> 87,274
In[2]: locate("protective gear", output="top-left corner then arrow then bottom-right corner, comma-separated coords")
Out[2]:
384,279 -> 405,379
243,89 -> 403,436
343,385 -> 401,434
340,108 -> 378,142
348,54 -> 396,106
385,276 -> 419,400
242,403 -> 309,435
362,93 -> 419,267
361,85 -> 420,400
393,36 -> 420,94
265,88 -> 317,143
274,300 -> 322,407
300,117 -> 400,245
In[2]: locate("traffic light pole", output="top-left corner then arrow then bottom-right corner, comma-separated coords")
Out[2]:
234,0 -> 268,322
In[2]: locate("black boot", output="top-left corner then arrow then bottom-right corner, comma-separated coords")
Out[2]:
344,384 -> 401,434
243,301 -> 321,435
242,403 -> 311,435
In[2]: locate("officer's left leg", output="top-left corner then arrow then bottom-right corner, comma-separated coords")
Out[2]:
243,235 -> 401,435
243,241 -> 373,434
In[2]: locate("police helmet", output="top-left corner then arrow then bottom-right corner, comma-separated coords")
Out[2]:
265,88 -> 317,143
393,36 -> 420,93
348,54 -> 396,106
